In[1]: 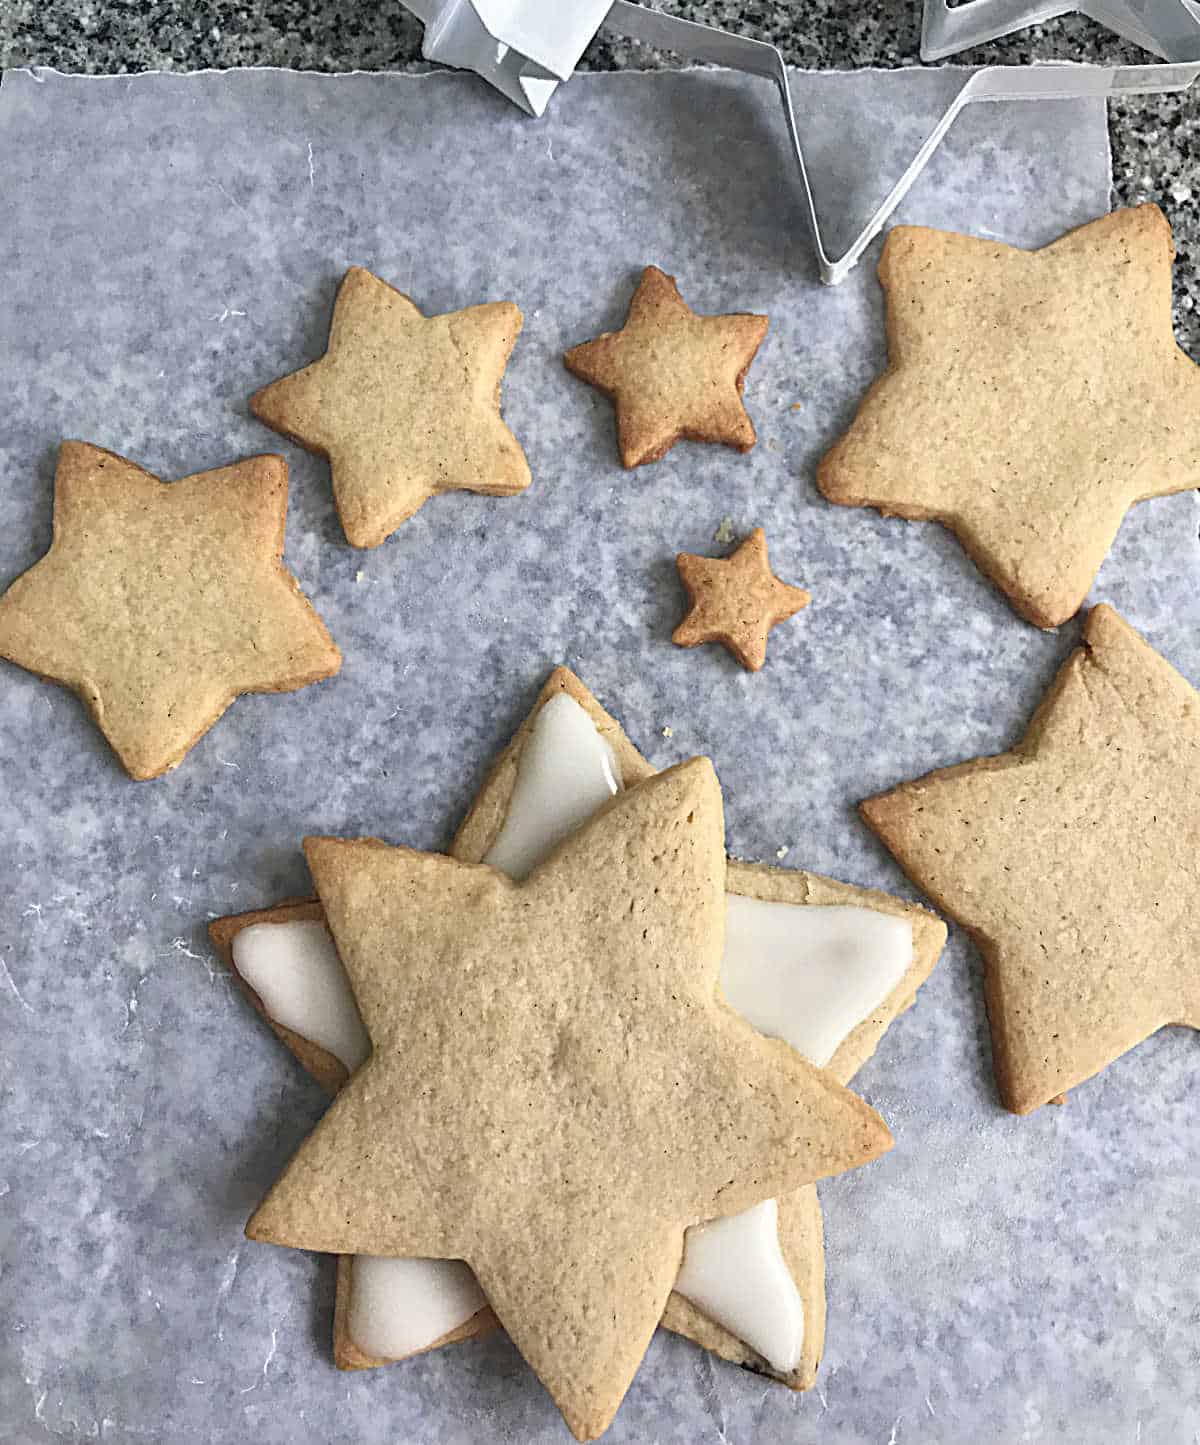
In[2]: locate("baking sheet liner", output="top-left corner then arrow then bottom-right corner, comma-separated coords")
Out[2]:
1,63 -> 1196,1444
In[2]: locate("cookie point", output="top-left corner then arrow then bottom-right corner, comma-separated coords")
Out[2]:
544,664 -> 583,693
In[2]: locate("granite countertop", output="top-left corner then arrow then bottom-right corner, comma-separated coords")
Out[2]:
2,12 -> 1199,1445
1,1 -> 1197,348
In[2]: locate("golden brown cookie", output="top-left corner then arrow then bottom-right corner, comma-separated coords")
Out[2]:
862,603 -> 1200,1114
672,527 -> 810,671
563,265 -> 768,467
817,205 -> 1200,628
245,761 -> 892,1440
0,442 -> 340,780
251,267 -> 530,547
455,669 -> 942,1393
208,902 -> 501,1365
216,667 -> 943,1401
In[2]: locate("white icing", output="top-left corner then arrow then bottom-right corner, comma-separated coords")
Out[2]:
348,1256 -> 487,1360
482,691 -> 621,879
720,896 -> 913,1068
239,692 -> 912,1372
232,920 -> 370,1073
675,1200 -> 804,1374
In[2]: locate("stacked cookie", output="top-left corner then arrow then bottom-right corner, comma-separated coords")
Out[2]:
2,201 -> 1199,1437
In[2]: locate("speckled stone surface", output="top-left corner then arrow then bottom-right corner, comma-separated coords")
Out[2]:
2,62 -> 1198,1445
1,1 -> 1197,352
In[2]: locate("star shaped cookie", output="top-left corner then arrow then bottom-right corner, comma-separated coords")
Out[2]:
817,205 -> 1200,628
0,442 -> 340,779
212,668 -> 944,1406
673,527 -> 810,671
563,265 -> 768,467
862,603 -> 1200,1114
251,267 -> 531,547
244,759 -> 891,1438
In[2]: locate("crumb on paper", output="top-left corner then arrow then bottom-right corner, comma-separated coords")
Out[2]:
789,401 -> 803,412
661,725 -> 673,738
776,845 -> 789,859
355,570 -> 365,584
713,517 -> 735,545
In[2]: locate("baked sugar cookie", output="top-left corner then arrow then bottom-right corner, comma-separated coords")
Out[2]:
862,604 -> 1200,1113
564,266 -> 768,468
251,267 -> 530,547
212,670 -> 944,1401
673,527 -> 810,671
0,442 -> 340,779
245,759 -> 891,1439
818,206 -> 1200,628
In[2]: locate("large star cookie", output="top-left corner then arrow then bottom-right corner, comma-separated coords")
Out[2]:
251,267 -> 530,547
0,442 -> 340,779
564,266 -> 768,467
818,206 -> 1200,628
673,527 -> 810,671
211,669 -> 944,1406
243,758 -> 891,1438
862,604 -> 1200,1114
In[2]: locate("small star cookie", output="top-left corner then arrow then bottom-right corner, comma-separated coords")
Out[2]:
245,760 -> 891,1439
251,267 -> 531,547
862,604 -> 1200,1114
0,442 -> 340,780
564,265 -> 768,467
673,527 -> 810,671
817,205 -> 1200,629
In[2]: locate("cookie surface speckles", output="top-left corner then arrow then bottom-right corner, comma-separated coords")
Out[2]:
0,442 -> 340,780
245,760 -> 891,1440
214,668 -> 943,1395
862,604 -> 1200,1114
817,206 -> 1200,628
673,527 -> 810,671
563,265 -> 768,468
251,266 -> 530,547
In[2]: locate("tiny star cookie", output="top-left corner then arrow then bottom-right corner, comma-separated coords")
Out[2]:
862,604 -> 1200,1114
0,442 -> 340,780
245,760 -> 891,1439
250,266 -> 531,547
563,265 -> 768,468
817,205 -> 1200,628
673,527 -> 810,671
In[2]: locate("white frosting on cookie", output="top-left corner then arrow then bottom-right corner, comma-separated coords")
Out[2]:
237,691 -> 912,1372
232,920 -> 370,1073
482,691 -> 621,879
347,1256 -> 486,1361
674,1199 -> 803,1373
721,895 -> 912,1068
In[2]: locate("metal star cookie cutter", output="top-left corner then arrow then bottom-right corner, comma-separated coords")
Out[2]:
920,0 -> 1200,63
404,0 -> 1200,286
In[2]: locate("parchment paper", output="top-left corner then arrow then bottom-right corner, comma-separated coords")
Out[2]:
1,63 -> 1196,1445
